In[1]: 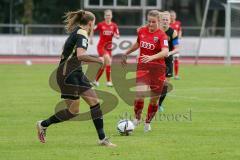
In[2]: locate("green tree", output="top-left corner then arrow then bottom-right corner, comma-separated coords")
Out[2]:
22,0 -> 34,24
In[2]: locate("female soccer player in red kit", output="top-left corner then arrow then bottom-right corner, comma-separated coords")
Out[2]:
122,10 -> 169,132
170,10 -> 182,80
91,10 -> 120,87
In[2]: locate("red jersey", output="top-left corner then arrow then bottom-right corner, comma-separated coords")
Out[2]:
94,21 -> 119,45
170,20 -> 182,35
137,27 -> 168,65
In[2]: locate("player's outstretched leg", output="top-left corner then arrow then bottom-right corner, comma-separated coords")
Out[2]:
36,120 -> 47,143
36,100 -> 79,143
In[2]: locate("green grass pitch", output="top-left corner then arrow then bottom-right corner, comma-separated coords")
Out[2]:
0,64 -> 240,160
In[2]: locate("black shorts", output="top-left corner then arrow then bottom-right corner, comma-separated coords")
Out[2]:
165,56 -> 173,78
57,59 -> 92,100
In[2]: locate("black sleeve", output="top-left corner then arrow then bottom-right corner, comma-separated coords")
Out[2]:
76,34 -> 88,50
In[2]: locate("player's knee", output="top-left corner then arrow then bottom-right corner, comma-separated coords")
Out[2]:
69,100 -> 80,114
135,94 -> 145,100
69,106 -> 79,114
104,56 -> 111,65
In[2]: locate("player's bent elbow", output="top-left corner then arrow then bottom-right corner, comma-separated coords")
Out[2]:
77,48 -> 86,59
77,55 -> 84,61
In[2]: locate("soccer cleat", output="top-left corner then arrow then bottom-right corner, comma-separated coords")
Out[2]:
99,137 -> 117,147
92,81 -> 100,87
174,76 -> 180,80
133,118 -> 141,127
158,105 -> 164,112
144,123 -> 151,132
36,120 -> 47,143
106,81 -> 113,87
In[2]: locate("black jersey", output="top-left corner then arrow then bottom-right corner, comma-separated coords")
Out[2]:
57,27 -> 92,100
164,27 -> 176,63
165,27 -> 175,52
164,27 -> 176,77
60,26 -> 89,64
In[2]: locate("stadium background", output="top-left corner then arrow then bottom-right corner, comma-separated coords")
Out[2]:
0,0 -> 239,63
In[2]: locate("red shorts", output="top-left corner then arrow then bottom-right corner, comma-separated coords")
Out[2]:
136,63 -> 166,93
97,42 -> 112,57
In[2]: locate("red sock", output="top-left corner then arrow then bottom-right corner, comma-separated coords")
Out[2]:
95,67 -> 105,81
145,104 -> 158,123
106,65 -> 111,82
174,59 -> 179,77
134,100 -> 144,120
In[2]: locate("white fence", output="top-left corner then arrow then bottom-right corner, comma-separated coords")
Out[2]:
0,35 -> 239,57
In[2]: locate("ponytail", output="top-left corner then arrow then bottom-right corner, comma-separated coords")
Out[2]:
64,10 -> 95,33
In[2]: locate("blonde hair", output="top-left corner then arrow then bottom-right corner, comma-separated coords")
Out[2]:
158,11 -> 163,20
162,11 -> 171,19
63,10 -> 95,33
148,10 -> 161,21
170,10 -> 176,15
104,9 -> 112,15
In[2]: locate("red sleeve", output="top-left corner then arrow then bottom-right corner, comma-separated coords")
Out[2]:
160,32 -> 169,49
94,23 -> 100,32
114,24 -> 120,36
178,21 -> 182,31
137,29 -> 141,43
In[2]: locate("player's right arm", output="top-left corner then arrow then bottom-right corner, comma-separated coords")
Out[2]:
77,48 -> 103,65
76,29 -> 103,65
113,24 -> 120,39
178,21 -> 183,39
122,27 -> 142,66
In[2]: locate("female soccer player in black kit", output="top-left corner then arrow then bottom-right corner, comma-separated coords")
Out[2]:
36,10 -> 116,147
158,11 -> 180,111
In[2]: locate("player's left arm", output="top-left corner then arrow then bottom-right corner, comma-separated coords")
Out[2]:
114,24 -> 120,39
168,30 -> 180,56
178,22 -> 183,39
89,25 -> 99,45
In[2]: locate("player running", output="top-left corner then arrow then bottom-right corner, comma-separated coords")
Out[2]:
158,11 -> 180,111
36,10 -> 116,147
91,9 -> 120,87
170,10 -> 182,80
122,10 -> 169,132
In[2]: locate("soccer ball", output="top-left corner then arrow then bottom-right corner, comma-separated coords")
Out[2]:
117,119 -> 135,136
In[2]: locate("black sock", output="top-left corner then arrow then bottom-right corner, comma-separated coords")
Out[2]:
41,108 -> 77,127
158,85 -> 168,106
90,103 -> 105,140
158,94 -> 166,106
